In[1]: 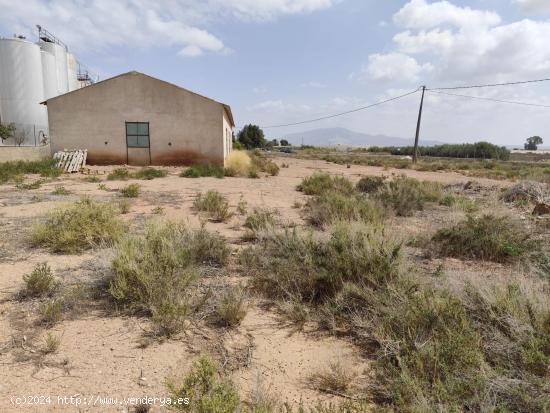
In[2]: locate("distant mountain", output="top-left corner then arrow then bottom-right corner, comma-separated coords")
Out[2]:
283,127 -> 445,147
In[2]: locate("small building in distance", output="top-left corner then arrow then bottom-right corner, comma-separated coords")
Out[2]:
43,71 -> 234,166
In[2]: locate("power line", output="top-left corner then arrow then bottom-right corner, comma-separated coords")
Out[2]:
251,88 -> 420,129
428,77 -> 550,91
428,89 -> 550,108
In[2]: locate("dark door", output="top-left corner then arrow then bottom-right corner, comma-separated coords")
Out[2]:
126,122 -> 150,165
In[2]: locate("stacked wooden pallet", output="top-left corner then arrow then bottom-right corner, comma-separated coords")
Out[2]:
53,149 -> 88,173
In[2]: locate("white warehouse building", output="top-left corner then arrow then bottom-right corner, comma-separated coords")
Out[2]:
0,28 -> 92,146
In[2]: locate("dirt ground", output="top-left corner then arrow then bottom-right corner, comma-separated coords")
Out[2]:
0,156 -> 519,412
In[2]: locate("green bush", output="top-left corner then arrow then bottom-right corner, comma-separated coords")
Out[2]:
120,183 -> 140,198
0,158 -> 61,184
167,356 -> 240,412
22,263 -> 56,297
243,222 -> 402,303
132,167 -> 167,180
52,185 -> 70,195
107,168 -> 130,180
306,191 -> 385,228
110,220 -> 229,335
31,197 -> 125,253
376,175 -> 442,216
356,176 -> 386,194
193,190 -> 233,222
180,164 -> 225,179
297,173 -> 355,196
244,208 -> 277,239
433,215 -> 534,263
83,175 -> 101,183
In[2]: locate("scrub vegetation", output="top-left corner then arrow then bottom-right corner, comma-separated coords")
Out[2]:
0,158 -> 61,184
110,220 -> 229,336
193,190 -> 233,222
31,197 -> 125,253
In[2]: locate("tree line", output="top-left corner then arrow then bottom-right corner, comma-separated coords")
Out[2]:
367,142 -> 511,160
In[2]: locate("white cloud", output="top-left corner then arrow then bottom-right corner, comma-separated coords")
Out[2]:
362,0 -> 550,84
0,0 -> 337,57
247,100 -> 312,112
301,81 -> 327,88
514,0 -> 550,13
365,52 -> 434,82
393,0 -> 501,29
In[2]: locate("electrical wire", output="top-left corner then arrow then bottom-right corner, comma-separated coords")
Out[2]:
250,88 -> 421,129
428,77 -> 550,91
428,89 -> 550,109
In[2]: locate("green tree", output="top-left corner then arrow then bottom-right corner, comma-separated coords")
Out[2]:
280,139 -> 289,146
0,122 -> 16,143
237,124 -> 265,149
524,136 -> 543,150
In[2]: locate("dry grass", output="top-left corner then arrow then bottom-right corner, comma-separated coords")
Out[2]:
225,151 -> 252,176
109,219 -> 229,335
31,197 -> 126,253
308,361 -> 357,394
120,183 -> 140,198
215,286 -> 248,327
193,190 -> 233,222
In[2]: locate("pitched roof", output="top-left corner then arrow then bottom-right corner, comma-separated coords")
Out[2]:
42,71 -> 235,127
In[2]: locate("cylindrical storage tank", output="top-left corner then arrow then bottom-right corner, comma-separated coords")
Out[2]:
41,50 -> 57,100
39,41 -> 68,95
0,38 -> 48,145
66,52 -> 79,91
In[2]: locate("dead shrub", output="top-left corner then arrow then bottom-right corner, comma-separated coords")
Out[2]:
243,208 -> 278,239
308,361 -> 356,394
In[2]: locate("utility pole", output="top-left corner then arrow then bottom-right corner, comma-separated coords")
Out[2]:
413,85 -> 426,164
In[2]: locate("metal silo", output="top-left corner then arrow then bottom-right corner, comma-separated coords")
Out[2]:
0,37 -> 48,145
66,52 -> 79,91
39,41 -> 68,94
41,50 -> 57,100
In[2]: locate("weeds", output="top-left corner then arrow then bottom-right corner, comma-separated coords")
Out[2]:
22,263 -> 56,298
132,167 -> 167,180
167,356 -> 240,412
41,332 -> 61,354
244,208 -> 277,239
440,194 -> 480,212
40,299 -> 63,325
356,176 -> 386,194
250,150 -> 280,176
237,196 -> 248,215
31,197 -> 125,253
120,183 -> 140,198
83,175 -> 101,183
181,164 -> 225,179
109,220 -> 229,335
298,173 -> 355,196
308,361 -> 356,394
305,191 -> 385,228
117,199 -> 131,214
215,286 -> 247,327
0,158 -> 61,184
52,185 -> 70,195
193,190 -> 233,222
376,175 -> 442,216
433,215 -> 534,263
107,168 -> 130,180
98,183 -> 108,191
152,206 -> 164,215
16,179 -> 44,190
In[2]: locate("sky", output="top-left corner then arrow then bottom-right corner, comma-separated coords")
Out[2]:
1,0 -> 550,146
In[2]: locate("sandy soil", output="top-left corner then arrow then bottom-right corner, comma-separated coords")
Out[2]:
0,156 -> 518,412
